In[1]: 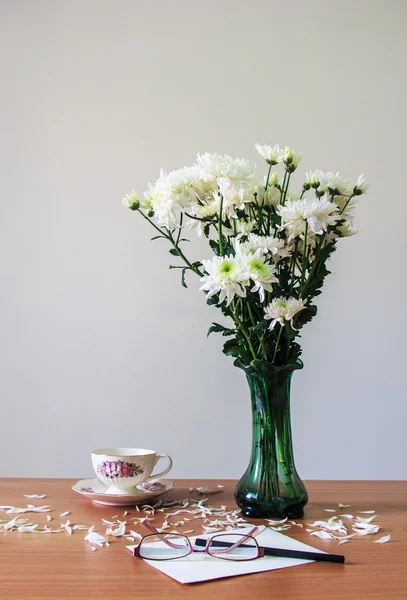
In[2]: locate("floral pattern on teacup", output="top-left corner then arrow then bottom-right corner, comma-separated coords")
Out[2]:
80,486 -> 94,493
97,460 -> 144,479
138,481 -> 166,492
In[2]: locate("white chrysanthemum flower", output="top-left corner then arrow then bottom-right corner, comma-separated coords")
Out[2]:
277,199 -> 305,239
223,219 -> 255,238
244,253 -> 278,303
283,148 -> 301,172
264,297 -> 306,330
332,194 -> 357,224
337,222 -> 357,237
318,172 -> 351,196
305,170 -> 322,189
148,167 -> 205,227
255,143 -> 283,165
196,153 -> 256,183
354,174 -> 369,195
245,234 -> 289,260
278,197 -> 340,238
303,197 -> 341,235
199,256 -> 248,306
122,191 -> 140,210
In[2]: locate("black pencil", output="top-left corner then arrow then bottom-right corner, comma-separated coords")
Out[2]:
194,538 -> 345,564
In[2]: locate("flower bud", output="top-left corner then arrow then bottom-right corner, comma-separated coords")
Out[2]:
283,148 -> 301,173
122,191 -> 140,210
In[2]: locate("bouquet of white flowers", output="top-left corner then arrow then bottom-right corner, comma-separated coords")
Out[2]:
124,145 -> 367,368
123,144 -> 368,518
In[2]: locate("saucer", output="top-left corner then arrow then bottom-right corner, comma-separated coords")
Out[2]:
72,478 -> 174,506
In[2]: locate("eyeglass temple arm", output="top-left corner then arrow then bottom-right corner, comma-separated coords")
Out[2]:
208,526 -> 260,554
141,519 -> 187,549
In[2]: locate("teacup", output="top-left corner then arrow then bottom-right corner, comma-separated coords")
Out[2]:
91,448 -> 173,495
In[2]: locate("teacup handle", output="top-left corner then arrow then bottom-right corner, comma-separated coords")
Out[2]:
146,454 -> 173,482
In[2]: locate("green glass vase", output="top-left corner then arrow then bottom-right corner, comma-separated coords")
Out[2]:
234,359 -> 308,519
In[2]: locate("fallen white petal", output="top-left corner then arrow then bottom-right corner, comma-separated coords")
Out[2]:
374,535 -> 390,544
339,514 -> 353,519
266,517 -> 288,525
18,524 -> 38,532
310,530 -> 335,540
91,547 -> 97,551
60,512 -> 70,517
129,530 -> 142,539
358,510 -> 376,514
339,539 -> 349,545
355,515 -> 377,523
46,515 -> 52,522
184,529 -> 194,534
195,487 -> 222,494
106,523 -> 126,537
126,537 -> 135,542
85,532 -> 107,544
24,494 -> 46,499
338,503 -> 351,509
102,519 -> 115,525
323,509 -> 336,513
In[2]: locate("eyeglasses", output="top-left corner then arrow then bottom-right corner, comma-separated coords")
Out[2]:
133,521 -> 264,561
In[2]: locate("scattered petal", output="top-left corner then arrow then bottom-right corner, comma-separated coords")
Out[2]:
106,523 -> 126,537
339,539 -> 349,545
183,529 -> 194,534
129,530 -> 142,539
217,485 -> 224,488
310,530 -> 335,540
91,547 -> 97,552
18,524 -> 38,532
323,509 -> 336,513
85,532 -> 107,544
266,517 -> 288,525
374,535 -> 390,544
24,494 -> 46,499
60,511 -> 70,517
102,519 -> 115,525
195,487 -> 222,494
46,515 -> 52,522
338,503 -> 351,509
358,511 -> 376,514
339,514 -> 353,519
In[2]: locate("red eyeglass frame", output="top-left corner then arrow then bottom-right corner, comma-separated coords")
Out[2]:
132,520 -> 265,561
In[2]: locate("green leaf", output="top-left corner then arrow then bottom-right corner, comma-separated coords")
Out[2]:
181,268 -> 187,288
207,323 -> 235,337
209,239 -> 220,256
203,223 -> 210,237
222,338 -> 242,357
151,235 -> 166,241
169,248 -> 180,256
252,320 -> 268,333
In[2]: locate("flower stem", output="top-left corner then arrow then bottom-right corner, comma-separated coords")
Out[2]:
300,220 -> 309,296
231,305 -> 257,362
218,194 -> 224,256
264,164 -> 272,190
272,325 -> 283,364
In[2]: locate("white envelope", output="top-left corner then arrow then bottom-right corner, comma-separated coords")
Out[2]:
126,526 -> 326,584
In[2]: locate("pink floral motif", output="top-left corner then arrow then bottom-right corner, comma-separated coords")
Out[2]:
97,460 -> 144,479
80,486 -> 94,493
139,481 -> 166,492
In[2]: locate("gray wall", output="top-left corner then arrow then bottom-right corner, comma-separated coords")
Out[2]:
1,0 -> 406,480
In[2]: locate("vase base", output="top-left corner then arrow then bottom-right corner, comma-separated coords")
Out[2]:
237,498 -> 305,520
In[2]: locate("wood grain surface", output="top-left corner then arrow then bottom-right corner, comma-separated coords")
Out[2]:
0,479 -> 406,600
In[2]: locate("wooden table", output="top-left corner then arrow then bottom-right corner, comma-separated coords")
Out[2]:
0,479 -> 406,599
